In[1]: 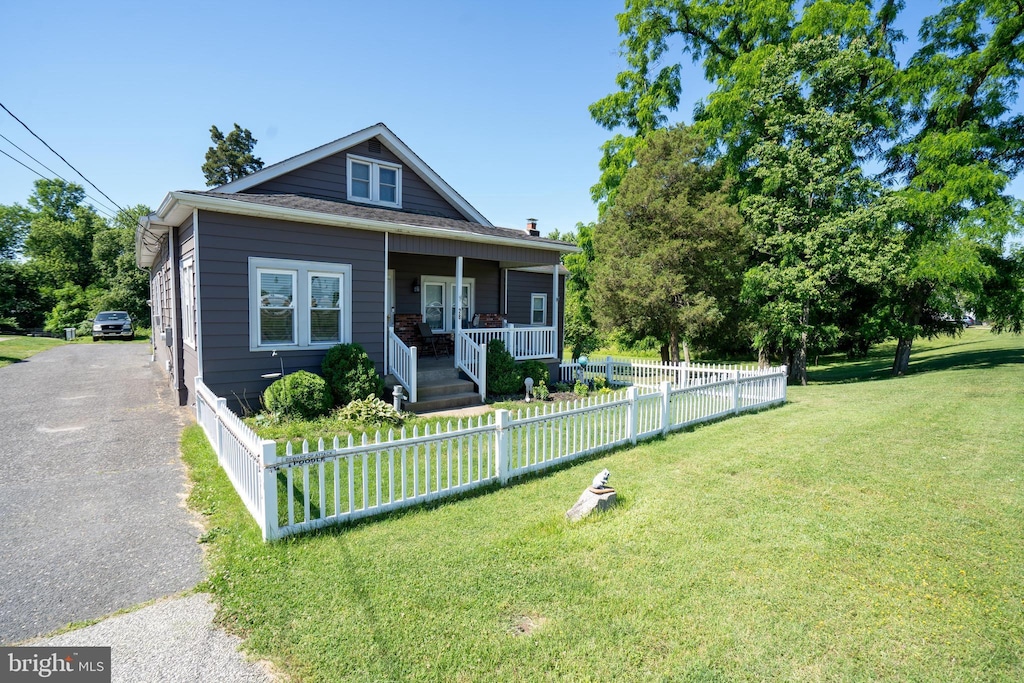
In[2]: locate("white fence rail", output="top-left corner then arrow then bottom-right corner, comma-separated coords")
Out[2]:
387,327 -> 418,403
455,332 -> 487,401
559,356 -> 766,388
461,326 -> 558,360
194,365 -> 787,541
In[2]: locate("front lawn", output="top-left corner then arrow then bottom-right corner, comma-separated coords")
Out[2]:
184,328 -> 1024,681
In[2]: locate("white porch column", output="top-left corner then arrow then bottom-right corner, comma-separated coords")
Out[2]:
551,264 -> 560,358
455,256 -> 463,368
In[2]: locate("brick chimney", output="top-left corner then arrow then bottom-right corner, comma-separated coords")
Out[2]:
526,218 -> 539,237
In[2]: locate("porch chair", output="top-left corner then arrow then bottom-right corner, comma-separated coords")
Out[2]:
416,322 -> 447,358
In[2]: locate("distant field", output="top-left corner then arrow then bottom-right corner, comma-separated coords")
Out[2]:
185,328 -> 1023,681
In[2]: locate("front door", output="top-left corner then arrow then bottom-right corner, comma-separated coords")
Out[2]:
422,277 -> 474,332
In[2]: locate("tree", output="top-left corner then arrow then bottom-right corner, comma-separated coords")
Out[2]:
882,0 -> 1024,375
91,205 -> 153,325
549,223 -> 601,360
202,124 -> 264,186
22,179 -> 104,291
739,37 -> 902,384
591,126 -> 748,362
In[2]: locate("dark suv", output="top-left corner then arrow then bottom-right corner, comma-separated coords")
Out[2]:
92,311 -> 134,341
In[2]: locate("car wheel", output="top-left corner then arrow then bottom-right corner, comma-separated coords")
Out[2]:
93,337 -> 99,342
126,335 -> 134,341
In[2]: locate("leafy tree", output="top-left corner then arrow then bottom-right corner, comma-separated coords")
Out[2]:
591,126 -> 748,362
882,0 -> 1024,374
202,123 -> 264,187
739,36 -> 902,384
91,205 -> 153,325
550,223 -> 601,360
0,203 -> 30,260
22,179 -> 105,291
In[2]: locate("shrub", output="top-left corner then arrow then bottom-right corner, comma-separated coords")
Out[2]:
517,360 -> 550,390
593,375 -> 608,391
534,380 -> 550,401
551,382 -> 571,393
263,370 -> 333,419
335,395 -> 404,427
321,343 -> 384,407
486,339 -> 522,395
573,380 -> 590,397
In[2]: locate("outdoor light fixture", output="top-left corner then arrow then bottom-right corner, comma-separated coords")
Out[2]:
412,277 -> 420,293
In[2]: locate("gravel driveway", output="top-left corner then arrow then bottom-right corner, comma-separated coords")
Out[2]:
0,342 -> 204,644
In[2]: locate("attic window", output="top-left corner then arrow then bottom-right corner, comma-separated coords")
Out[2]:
368,139 -> 382,153
347,154 -> 402,208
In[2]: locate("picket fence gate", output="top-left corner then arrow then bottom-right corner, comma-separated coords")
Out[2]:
194,365 -> 787,541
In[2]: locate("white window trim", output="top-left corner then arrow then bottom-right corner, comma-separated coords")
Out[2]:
180,257 -> 196,348
346,153 -> 402,208
421,276 -> 475,333
530,293 -> 548,326
248,257 -> 352,352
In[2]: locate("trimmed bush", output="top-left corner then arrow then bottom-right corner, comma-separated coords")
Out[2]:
517,360 -> 550,390
335,396 -> 404,427
534,380 -> 550,401
321,343 -> 384,407
263,370 -> 332,419
573,380 -> 590,397
486,339 -> 522,395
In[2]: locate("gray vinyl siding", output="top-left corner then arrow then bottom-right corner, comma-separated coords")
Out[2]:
389,234 -> 561,266
196,210 -> 385,409
506,271 -> 565,359
248,138 -> 469,221
150,238 -> 173,386
389,254 -> 500,319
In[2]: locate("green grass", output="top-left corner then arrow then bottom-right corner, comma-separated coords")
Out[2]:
0,335 -> 65,368
184,328 -> 1024,681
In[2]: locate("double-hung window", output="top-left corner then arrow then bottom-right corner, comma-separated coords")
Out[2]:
347,154 -> 402,207
249,258 -> 352,351
180,257 -> 196,347
531,293 -> 547,326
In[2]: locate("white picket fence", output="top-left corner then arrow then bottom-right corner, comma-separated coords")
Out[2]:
194,366 -> 787,541
559,356 -> 765,388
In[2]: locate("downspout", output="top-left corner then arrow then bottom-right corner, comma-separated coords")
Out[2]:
193,209 -> 204,382
455,256 -> 463,369
384,232 -> 389,374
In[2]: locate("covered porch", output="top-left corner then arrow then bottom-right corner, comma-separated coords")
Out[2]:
384,245 -> 565,407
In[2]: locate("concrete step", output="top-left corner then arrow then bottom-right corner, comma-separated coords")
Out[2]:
404,391 -> 483,414
417,366 -> 462,383
416,377 -> 476,399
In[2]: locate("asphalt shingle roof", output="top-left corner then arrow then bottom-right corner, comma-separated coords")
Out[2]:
179,191 -> 571,249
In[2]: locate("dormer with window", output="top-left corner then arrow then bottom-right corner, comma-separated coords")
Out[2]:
347,154 -> 402,208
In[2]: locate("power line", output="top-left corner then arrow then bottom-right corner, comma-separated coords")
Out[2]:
0,99 -> 125,214
0,142 -> 117,220
0,131 -> 120,217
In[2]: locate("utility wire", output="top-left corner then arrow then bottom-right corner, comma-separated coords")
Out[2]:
0,142 -> 117,220
0,131 -> 120,217
0,99 -> 125,214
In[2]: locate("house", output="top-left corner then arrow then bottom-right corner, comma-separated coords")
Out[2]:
135,123 -> 577,412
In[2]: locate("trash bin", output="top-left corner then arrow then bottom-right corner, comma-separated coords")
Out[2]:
64,327 -> 76,341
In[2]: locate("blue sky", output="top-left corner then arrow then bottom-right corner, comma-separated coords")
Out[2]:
0,1 -> 1019,233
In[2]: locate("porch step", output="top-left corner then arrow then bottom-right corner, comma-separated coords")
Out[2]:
416,377 -> 476,399
404,391 -> 483,414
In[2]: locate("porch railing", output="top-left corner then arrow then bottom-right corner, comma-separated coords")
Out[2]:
461,325 -> 557,360
456,332 -> 487,401
388,327 -> 417,403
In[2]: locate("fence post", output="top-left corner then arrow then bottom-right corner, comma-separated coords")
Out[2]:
215,397 -> 228,464
194,376 -> 203,423
660,380 -> 672,434
479,344 -> 488,401
495,409 -> 511,485
782,365 -> 789,403
260,440 -> 279,541
606,355 -> 613,386
733,368 -> 741,414
626,386 -> 639,444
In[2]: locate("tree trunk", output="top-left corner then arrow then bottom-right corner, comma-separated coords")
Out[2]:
669,327 -> 680,362
789,305 -> 809,386
682,340 -> 691,364
892,336 -> 914,376
758,347 -> 769,369
660,344 -> 670,362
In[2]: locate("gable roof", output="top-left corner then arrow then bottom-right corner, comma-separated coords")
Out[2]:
213,122 -> 492,226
